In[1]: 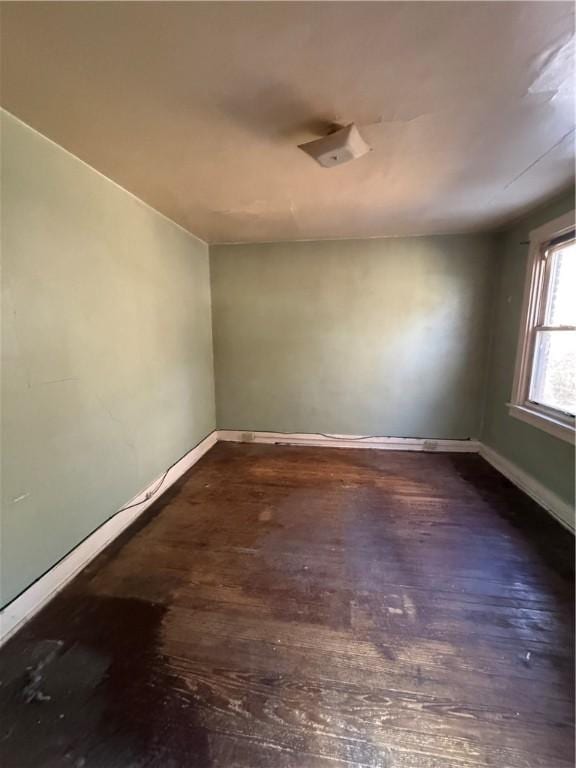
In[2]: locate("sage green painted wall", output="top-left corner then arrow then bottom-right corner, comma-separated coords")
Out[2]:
1,111 -> 216,607
211,236 -> 497,439
481,189 -> 575,518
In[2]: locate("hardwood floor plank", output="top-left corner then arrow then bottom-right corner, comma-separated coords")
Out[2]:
161,657 -> 573,759
0,444 -> 573,767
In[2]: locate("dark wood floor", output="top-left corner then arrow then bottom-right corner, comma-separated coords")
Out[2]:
0,443 -> 573,768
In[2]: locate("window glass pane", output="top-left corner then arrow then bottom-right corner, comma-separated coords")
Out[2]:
529,330 -> 576,415
545,241 -> 576,326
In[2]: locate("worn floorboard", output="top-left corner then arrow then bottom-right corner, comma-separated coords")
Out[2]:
0,443 -> 573,767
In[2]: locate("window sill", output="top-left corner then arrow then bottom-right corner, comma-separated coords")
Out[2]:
508,403 -> 575,445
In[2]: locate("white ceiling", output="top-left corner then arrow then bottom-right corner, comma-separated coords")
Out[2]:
1,2 -> 574,244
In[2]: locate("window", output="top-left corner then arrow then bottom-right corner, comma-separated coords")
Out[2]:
510,211 -> 576,444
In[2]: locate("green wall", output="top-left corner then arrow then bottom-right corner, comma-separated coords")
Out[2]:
1,111 -> 216,607
211,236 -> 496,439
2,109 -> 573,609
481,189 -> 575,517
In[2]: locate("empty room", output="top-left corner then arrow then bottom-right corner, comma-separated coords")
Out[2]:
0,2 -> 574,767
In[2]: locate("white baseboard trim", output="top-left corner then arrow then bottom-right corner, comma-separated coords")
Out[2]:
3,430 -> 570,646
219,431 -> 574,531
479,443 -> 575,533
217,430 -> 479,453
0,430 -> 217,647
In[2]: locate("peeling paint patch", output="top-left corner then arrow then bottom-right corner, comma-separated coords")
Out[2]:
528,36 -> 574,95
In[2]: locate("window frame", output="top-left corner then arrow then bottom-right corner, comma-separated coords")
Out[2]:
509,210 -> 576,445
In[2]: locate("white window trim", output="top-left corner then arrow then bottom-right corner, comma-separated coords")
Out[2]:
509,210 -> 576,445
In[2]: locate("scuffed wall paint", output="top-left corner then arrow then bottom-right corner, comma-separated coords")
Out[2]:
1,111 -> 216,607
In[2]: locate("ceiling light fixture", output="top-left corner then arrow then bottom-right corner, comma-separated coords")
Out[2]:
298,123 -> 372,168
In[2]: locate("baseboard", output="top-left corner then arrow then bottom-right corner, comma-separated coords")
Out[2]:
0,430 -> 217,647
219,431 -> 574,531
4,431 -> 570,646
479,443 -> 575,533
217,430 -> 479,453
